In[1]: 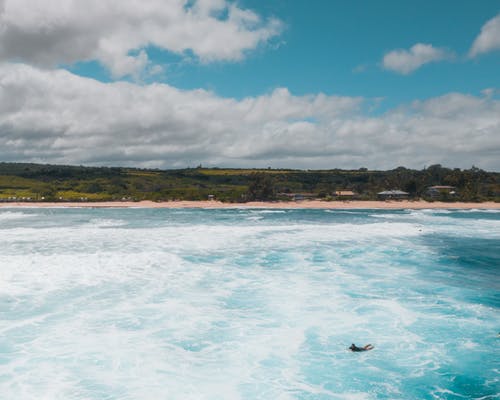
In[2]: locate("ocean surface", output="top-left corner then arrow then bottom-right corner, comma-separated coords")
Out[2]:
0,207 -> 499,400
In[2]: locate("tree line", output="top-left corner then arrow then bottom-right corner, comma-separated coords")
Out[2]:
0,162 -> 498,202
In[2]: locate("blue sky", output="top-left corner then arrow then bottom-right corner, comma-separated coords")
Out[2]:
69,0 -> 500,110
0,0 -> 499,170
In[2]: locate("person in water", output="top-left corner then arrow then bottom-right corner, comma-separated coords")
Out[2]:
349,343 -> 374,352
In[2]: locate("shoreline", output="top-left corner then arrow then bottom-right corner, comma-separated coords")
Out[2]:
1,200 -> 499,209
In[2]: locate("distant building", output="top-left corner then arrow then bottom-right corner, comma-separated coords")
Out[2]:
377,190 -> 409,200
335,190 -> 356,199
292,193 -> 316,201
426,186 -> 456,198
277,192 -> 317,201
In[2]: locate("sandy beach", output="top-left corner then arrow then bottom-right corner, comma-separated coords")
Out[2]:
1,200 -> 499,209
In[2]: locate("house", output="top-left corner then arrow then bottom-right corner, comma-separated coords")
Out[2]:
377,190 -> 409,200
426,186 -> 456,199
292,193 -> 316,201
335,190 -> 356,199
277,192 -> 317,201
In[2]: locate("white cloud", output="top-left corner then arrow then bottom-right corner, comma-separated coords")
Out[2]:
382,43 -> 453,74
469,13 -> 500,57
1,63 -> 499,170
481,88 -> 496,98
0,0 -> 283,77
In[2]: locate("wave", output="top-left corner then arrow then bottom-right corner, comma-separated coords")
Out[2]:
0,211 -> 36,220
84,218 -> 127,228
1,208 -> 498,399
250,209 -> 287,214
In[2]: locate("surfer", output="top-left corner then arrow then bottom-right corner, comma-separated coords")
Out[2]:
349,343 -> 374,352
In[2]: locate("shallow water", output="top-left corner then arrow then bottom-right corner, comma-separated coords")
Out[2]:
1,208 -> 499,399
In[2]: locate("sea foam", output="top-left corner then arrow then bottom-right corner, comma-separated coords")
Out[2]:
0,208 -> 498,399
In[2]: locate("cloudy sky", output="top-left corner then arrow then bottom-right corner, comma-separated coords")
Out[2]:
0,0 -> 499,170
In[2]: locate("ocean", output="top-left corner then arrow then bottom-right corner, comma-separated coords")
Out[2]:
0,207 -> 499,399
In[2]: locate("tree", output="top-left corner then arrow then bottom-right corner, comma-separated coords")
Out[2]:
246,173 -> 276,201
403,180 -> 417,196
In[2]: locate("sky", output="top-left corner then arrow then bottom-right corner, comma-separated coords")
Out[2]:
0,0 -> 499,171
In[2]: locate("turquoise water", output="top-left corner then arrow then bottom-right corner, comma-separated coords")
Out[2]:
0,208 -> 499,399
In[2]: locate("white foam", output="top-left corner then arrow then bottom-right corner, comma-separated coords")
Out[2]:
370,213 -> 405,219
245,216 -> 263,221
455,209 -> 500,214
460,339 -> 478,349
1,208 -> 498,399
250,209 -> 287,214
0,211 -> 35,220
85,218 -> 127,227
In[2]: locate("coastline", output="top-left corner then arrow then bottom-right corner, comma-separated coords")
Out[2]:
1,200 -> 499,209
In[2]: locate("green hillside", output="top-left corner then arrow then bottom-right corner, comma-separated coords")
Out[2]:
0,163 -> 498,202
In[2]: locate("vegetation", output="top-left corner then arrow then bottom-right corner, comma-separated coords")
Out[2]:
0,162 -> 499,203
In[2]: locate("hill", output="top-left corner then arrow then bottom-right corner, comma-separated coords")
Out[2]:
0,163 -> 498,203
